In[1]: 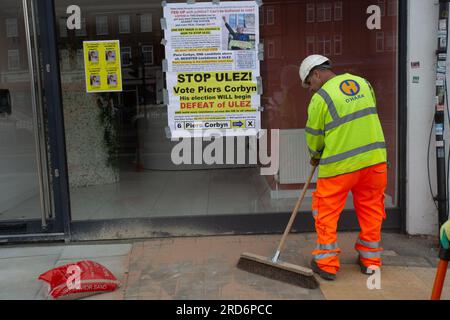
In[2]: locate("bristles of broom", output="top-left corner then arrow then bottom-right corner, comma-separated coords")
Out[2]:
237,256 -> 319,289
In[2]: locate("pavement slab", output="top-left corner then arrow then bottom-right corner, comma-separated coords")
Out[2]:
0,232 -> 447,300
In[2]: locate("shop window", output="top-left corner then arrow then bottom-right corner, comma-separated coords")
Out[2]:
119,15 -> 131,34
7,50 -> 20,70
334,2 -> 343,21
306,36 -> 315,55
306,4 -> 315,23
6,18 -> 18,38
378,0 -> 386,17
387,0 -> 397,17
266,7 -> 275,25
121,47 -> 132,66
334,34 -> 342,55
142,45 -> 154,65
140,14 -> 152,32
75,18 -> 87,36
59,18 -> 67,37
376,31 -> 384,52
96,16 -> 108,35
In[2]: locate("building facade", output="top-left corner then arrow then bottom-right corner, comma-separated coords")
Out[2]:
0,0 -> 439,242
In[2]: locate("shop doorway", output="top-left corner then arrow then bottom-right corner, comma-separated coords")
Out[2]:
0,0 -> 62,237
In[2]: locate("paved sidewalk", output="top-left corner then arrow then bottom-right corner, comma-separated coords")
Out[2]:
0,232 -> 448,300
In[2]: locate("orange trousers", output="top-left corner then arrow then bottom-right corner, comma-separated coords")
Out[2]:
311,163 -> 387,275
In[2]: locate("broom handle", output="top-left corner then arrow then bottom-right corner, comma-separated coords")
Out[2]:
272,165 -> 317,263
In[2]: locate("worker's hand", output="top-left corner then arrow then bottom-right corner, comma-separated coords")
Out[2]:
310,158 -> 320,167
440,221 -> 450,250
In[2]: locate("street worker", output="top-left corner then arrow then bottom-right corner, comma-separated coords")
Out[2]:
299,54 -> 388,281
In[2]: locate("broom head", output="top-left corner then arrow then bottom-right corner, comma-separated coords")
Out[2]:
237,252 -> 320,289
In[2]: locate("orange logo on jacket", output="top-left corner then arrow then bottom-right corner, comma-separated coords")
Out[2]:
340,80 -> 360,96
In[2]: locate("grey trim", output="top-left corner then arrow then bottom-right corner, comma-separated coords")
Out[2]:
312,210 -> 318,218
358,250 -> 382,259
357,238 -> 381,249
317,89 -> 339,121
320,142 -> 386,165
305,127 -> 324,136
316,242 -> 339,251
314,252 -> 338,260
325,107 -> 378,131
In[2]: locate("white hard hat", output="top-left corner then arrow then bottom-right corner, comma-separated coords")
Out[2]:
299,55 -> 331,88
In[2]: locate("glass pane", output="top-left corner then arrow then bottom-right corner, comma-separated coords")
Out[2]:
0,1 -> 44,222
55,0 -> 398,222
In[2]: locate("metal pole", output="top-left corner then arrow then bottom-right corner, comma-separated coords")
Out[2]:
22,0 -> 48,230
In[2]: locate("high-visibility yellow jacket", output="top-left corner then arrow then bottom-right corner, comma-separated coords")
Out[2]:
305,73 -> 387,178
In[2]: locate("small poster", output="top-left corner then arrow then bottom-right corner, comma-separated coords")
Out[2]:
83,40 -> 122,93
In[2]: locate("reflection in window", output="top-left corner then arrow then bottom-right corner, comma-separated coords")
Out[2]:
59,18 -> 67,37
96,16 -> 108,35
378,0 -> 386,17
386,32 -> 396,51
140,14 -> 152,32
306,4 -> 315,23
121,47 -> 132,66
60,49 -> 71,71
76,18 -> 87,37
259,7 -> 264,25
306,36 -> 315,55
334,34 -> 342,55
142,45 -> 154,65
318,35 -> 331,55
77,49 -> 84,69
6,18 -> 18,38
266,7 -> 274,25
317,3 -> 332,22
376,31 -> 384,52
387,0 -> 397,17
119,15 -> 131,34
267,40 -> 275,58
334,2 -> 343,21
8,50 -> 20,70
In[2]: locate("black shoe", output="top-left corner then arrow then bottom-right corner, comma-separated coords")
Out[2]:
310,259 -> 336,281
358,258 -> 379,275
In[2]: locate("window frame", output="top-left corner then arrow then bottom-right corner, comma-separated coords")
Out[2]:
6,18 -> 18,38
306,3 -> 315,23
96,15 -> 109,36
118,15 -> 131,34
140,14 -> 153,33
7,49 -> 20,70
121,46 -> 132,66
141,45 -> 154,65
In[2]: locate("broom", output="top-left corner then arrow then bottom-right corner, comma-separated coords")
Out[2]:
237,165 -> 319,289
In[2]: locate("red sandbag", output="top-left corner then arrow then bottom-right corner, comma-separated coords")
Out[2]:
38,260 -> 120,299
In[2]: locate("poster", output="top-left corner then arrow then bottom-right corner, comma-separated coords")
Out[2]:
83,40 -> 123,93
163,1 -> 260,137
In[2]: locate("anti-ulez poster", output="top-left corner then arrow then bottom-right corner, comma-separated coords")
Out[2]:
83,40 -> 123,93
163,1 -> 261,138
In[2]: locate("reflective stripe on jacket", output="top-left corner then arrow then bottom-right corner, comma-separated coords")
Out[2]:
305,73 -> 387,178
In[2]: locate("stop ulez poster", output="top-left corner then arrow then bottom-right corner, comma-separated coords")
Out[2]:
83,40 -> 123,93
163,1 -> 261,138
